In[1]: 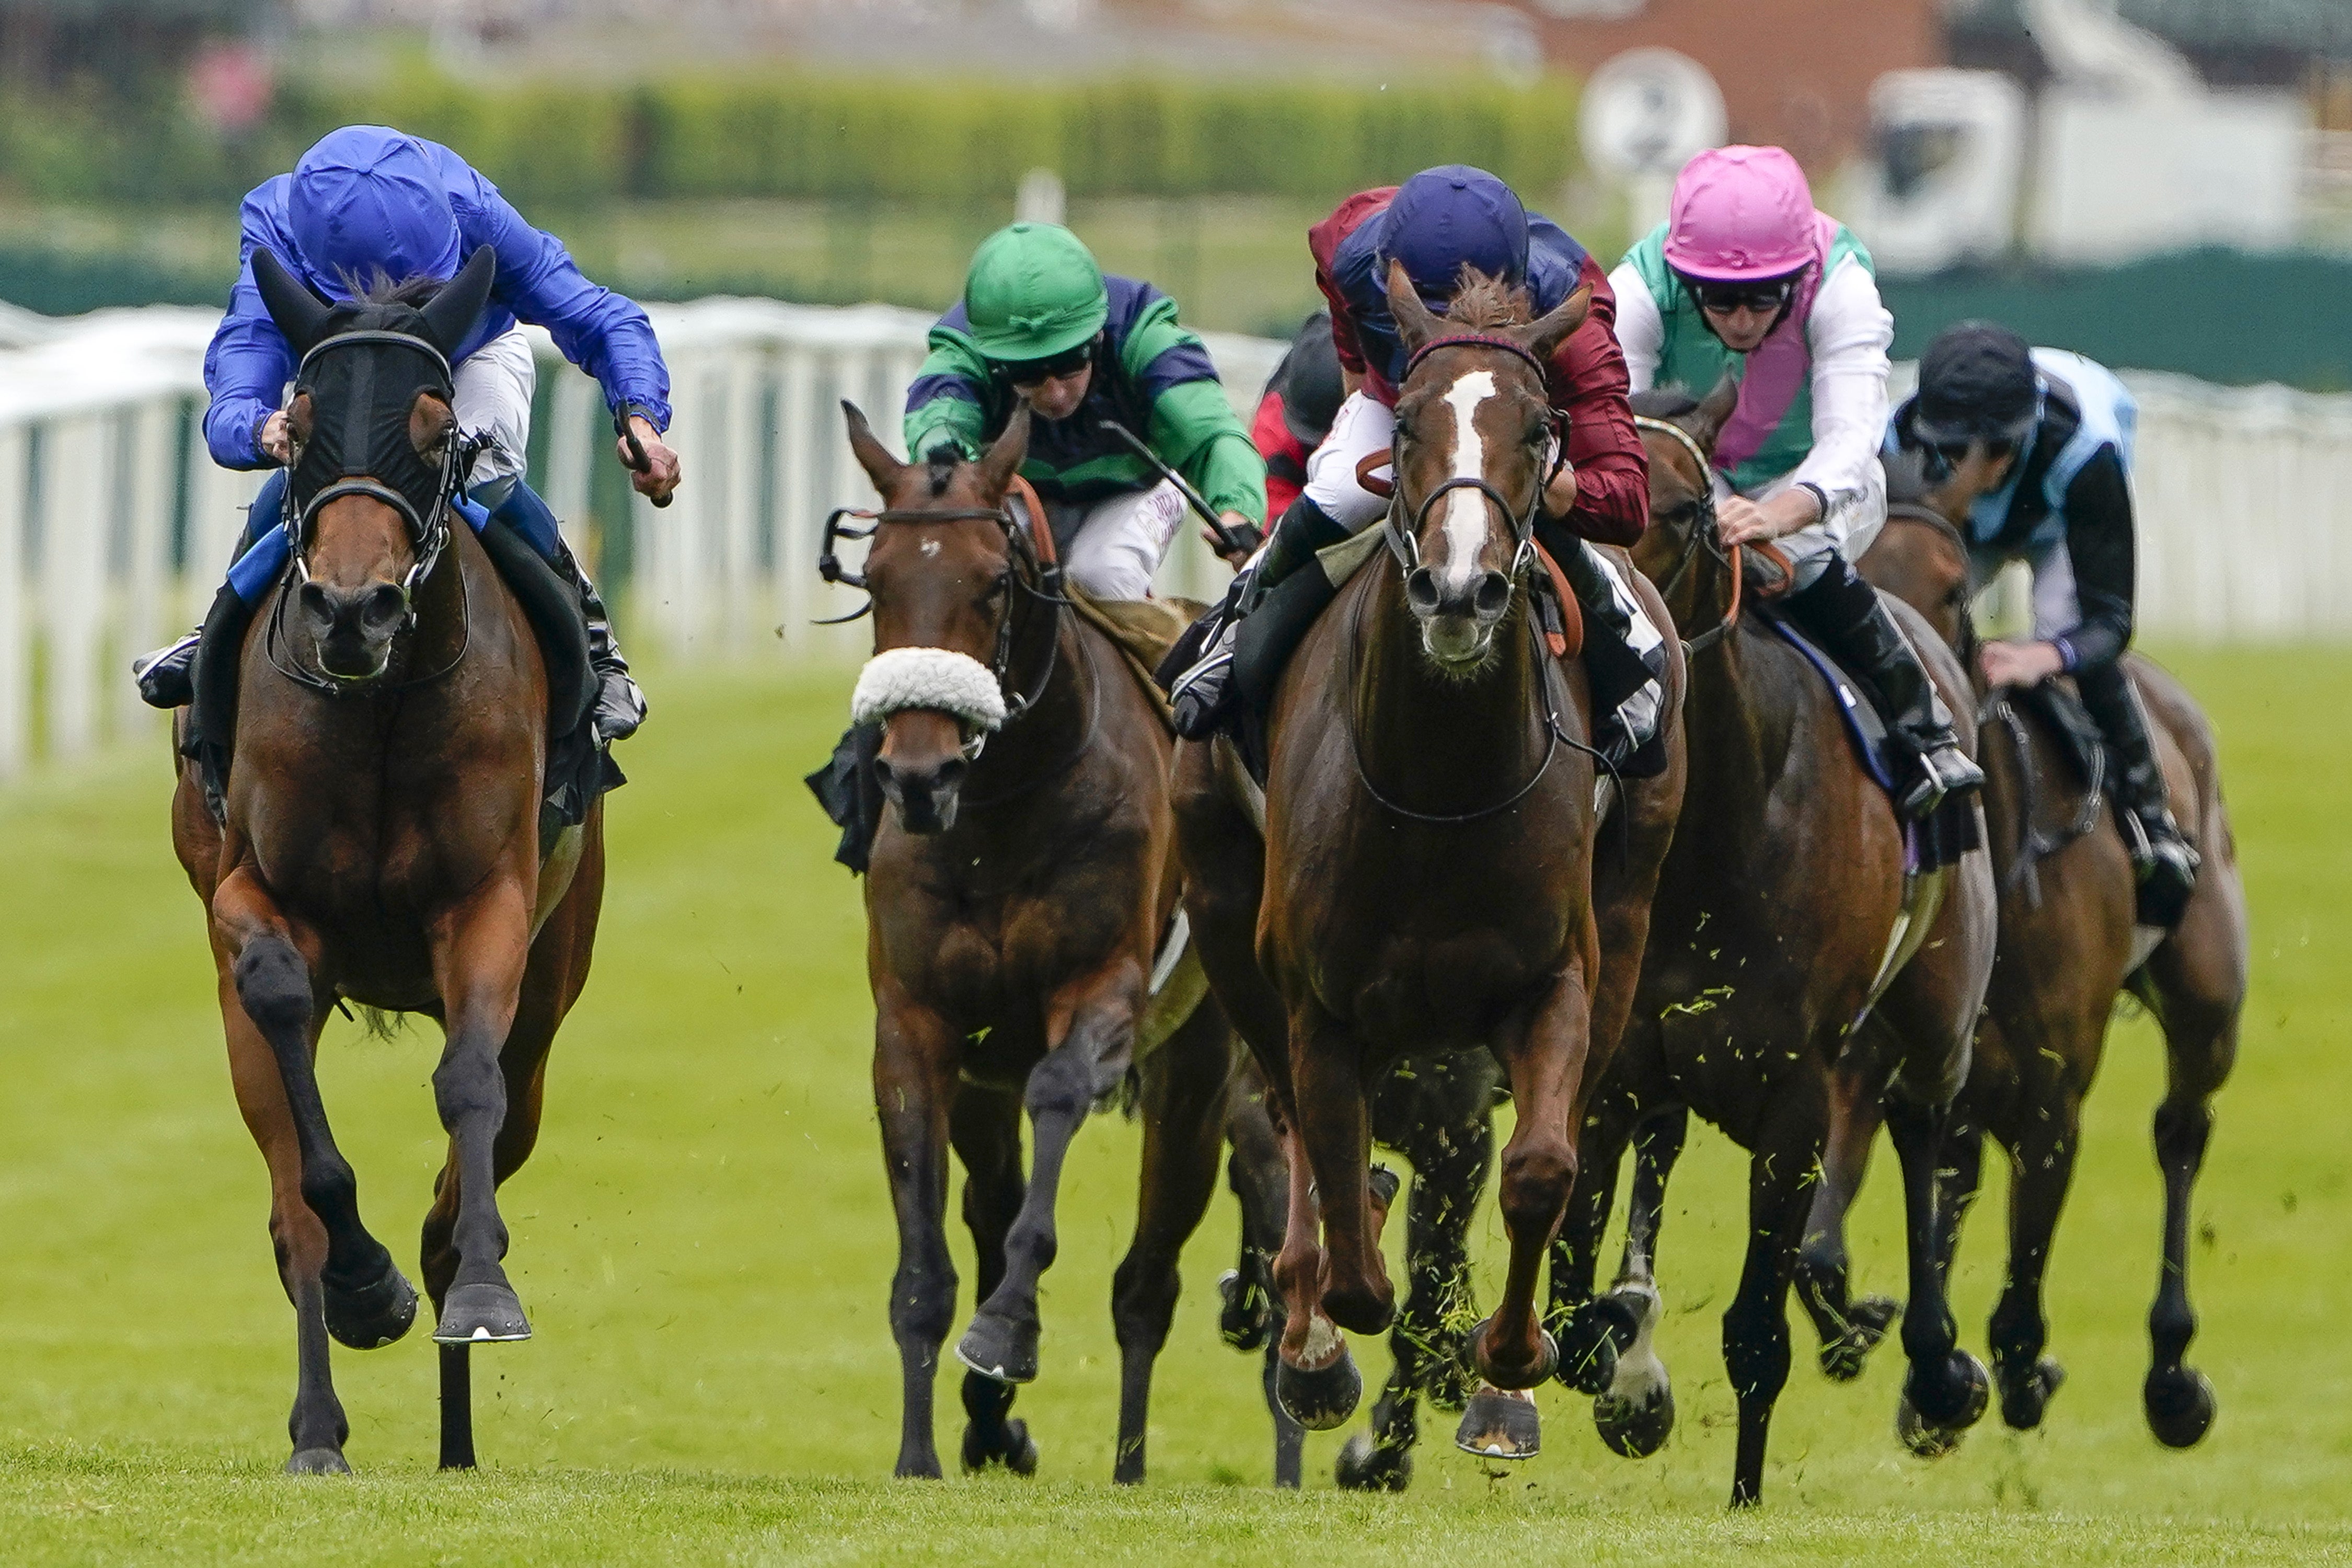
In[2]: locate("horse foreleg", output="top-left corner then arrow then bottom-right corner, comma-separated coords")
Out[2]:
2144,1003 -> 2235,1448
945,1082 -> 1034,1477
211,870 -> 411,1473
1592,1105 -> 1685,1459
1724,1091 -> 1824,1508
1794,1048 -> 1899,1382
1888,1094 -> 1992,1458
1287,1008 -> 1390,1336
1220,1072 -> 1304,1485
956,959 -> 1140,1388
421,869 -> 535,1349
874,983 -> 962,1479
1986,1088 -> 2073,1431
1111,1003 -> 1230,1484
1273,1120 -> 1359,1431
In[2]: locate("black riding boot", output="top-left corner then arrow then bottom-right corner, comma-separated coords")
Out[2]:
2075,661 -> 2200,926
1167,495 -> 1351,739
549,537 -> 645,744
1544,523 -> 1668,777
1782,554 -> 1984,818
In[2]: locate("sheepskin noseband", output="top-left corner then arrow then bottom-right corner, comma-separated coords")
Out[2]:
850,646 -> 1008,730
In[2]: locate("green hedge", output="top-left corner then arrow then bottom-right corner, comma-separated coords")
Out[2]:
0,70 -> 1581,207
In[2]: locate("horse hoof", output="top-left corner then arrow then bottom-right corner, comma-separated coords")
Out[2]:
1468,1316 -> 1559,1390
1897,1352 -> 1988,1460
285,1447 -> 350,1476
954,1309 -> 1040,1385
324,1259 -> 418,1351
1217,1269 -> 1272,1353
1335,1430 -> 1413,1492
432,1281 -> 531,1344
1454,1385 -> 1540,1461
1818,1295 -> 1899,1383
1595,1381 -> 1675,1459
2145,1366 -> 2216,1448
961,1416 -> 1040,1475
1554,1312 -> 1621,1397
1998,1355 -> 2067,1430
1276,1347 -> 1362,1431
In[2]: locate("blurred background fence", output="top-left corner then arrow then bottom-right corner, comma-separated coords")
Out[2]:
0,296 -> 2346,779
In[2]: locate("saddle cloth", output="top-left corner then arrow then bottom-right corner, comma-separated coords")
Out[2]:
1759,610 -> 1979,874
185,510 -> 616,846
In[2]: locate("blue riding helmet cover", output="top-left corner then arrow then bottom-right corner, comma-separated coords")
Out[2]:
1377,165 -> 1532,306
287,126 -> 465,299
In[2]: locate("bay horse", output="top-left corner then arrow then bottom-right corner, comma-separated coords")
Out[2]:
1861,461 -> 2246,1445
1178,261 -> 1686,1460
171,246 -> 606,1473
1544,382 -> 1998,1505
836,403 -> 1284,1482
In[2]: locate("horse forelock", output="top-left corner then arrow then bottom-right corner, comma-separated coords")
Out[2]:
1441,267 -> 1531,331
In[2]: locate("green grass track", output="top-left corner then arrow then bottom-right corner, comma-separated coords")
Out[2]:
3,649 -> 2347,1563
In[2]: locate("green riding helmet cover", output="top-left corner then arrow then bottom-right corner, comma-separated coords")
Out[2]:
963,222 -> 1110,362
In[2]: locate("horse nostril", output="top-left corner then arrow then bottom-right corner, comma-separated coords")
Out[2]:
297,582 -> 335,632
361,583 -> 408,634
1405,567 -> 1442,617
1473,570 -> 1512,621
935,757 -> 967,794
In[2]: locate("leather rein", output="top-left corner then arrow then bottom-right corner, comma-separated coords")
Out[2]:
1632,412 -> 1749,656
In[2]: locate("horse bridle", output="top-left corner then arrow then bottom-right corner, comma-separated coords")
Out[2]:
818,496 -> 1071,744
1633,412 -> 1750,655
282,329 -> 463,619
1378,332 -> 1565,580
1345,331 -> 1607,825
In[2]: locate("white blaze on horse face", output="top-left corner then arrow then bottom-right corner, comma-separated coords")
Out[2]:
1438,370 -> 1499,597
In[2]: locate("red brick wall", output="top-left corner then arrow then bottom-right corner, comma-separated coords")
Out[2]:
1532,0 -> 1944,171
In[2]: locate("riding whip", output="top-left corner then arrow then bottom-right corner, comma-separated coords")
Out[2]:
1096,419 -> 1255,559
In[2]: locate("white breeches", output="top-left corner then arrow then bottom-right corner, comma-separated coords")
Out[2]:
1302,390 -> 1398,531
451,328 -> 538,506
1062,479 -> 1191,601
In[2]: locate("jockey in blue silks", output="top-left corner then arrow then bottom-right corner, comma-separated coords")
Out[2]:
133,124 -> 681,743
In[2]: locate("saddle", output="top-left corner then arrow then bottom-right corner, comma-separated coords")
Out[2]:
184,512 -> 618,848
1757,609 -> 1979,874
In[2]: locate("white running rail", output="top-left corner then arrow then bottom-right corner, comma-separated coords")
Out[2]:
0,297 -> 2344,779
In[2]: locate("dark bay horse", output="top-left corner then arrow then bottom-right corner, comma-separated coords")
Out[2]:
1545,383 -> 1998,1505
171,247 -> 606,1473
1181,262 -> 1686,1461
1862,468 -> 2246,1445
837,403 -> 1282,1482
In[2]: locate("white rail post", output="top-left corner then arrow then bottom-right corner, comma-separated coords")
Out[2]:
42,414 -> 110,759
545,366 -> 598,556
119,398 -> 177,736
722,348 -> 764,654
773,343 -> 819,653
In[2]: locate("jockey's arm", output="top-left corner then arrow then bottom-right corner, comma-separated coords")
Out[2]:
903,330 -> 994,463
202,197 -> 303,470
2049,448 -> 2137,672
1541,260 -> 1646,546
1721,258 -> 1893,548
1603,259 -> 1664,396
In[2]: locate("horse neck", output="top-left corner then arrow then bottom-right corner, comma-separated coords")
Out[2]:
1350,566 -> 1544,813
962,579 -> 1090,794
1671,542 -> 1775,820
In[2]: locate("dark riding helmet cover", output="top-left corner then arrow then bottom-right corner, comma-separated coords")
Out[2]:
1377,165 -> 1532,307
1906,319 -> 2040,448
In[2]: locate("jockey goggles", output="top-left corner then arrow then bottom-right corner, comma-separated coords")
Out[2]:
1679,272 -> 1800,315
993,335 -> 1100,387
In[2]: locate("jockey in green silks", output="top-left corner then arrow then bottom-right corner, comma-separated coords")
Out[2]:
901,221 -> 1264,597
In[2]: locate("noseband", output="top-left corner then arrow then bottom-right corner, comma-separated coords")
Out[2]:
819,492 -> 1070,742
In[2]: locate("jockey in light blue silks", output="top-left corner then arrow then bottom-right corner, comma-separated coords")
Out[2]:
133,124 -> 681,743
1611,144 -> 1981,817
1886,321 -> 2199,926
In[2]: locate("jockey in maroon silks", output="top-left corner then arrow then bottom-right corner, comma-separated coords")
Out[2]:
1169,165 -> 1669,771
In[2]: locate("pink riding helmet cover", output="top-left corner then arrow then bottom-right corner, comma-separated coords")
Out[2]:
1663,144 -> 1818,283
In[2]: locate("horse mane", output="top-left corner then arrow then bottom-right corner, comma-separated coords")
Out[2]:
337,269 -> 446,309
1442,267 -> 1532,330
921,444 -> 961,498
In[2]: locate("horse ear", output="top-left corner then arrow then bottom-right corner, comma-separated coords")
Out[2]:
418,246 -> 497,359
251,247 -> 333,358
1384,259 -> 1443,354
975,402 -> 1031,501
1686,372 -> 1740,452
1516,282 -> 1592,362
841,400 -> 905,493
